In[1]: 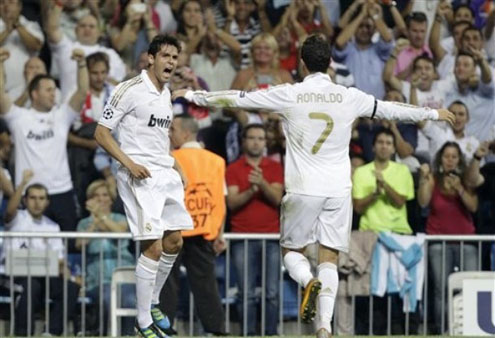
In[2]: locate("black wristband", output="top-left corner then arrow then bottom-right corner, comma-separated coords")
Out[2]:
473,154 -> 482,161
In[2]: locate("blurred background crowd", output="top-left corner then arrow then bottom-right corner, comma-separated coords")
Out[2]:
0,0 -> 494,336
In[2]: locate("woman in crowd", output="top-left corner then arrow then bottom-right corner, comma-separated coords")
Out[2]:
418,141 -> 478,333
225,32 -> 293,162
109,0 -> 158,69
76,179 -> 135,335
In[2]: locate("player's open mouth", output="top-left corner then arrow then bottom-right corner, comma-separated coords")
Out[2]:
163,67 -> 173,74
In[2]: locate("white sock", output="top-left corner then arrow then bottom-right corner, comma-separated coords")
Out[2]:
283,251 -> 314,288
316,262 -> 339,333
151,252 -> 178,305
135,254 -> 159,328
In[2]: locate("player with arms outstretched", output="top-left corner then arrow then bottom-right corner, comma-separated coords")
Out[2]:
95,35 -> 193,338
173,34 -> 455,337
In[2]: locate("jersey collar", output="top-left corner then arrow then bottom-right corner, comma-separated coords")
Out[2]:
303,72 -> 332,83
141,70 -> 163,95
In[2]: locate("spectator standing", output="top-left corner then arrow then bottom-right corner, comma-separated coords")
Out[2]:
420,101 -> 480,163
333,1 -> 393,99
352,128 -> 415,235
418,142 -> 478,334
223,0 -> 270,69
0,47 -> 88,233
69,52 -> 114,212
352,128 -> 417,334
394,12 -> 432,80
226,124 -> 283,336
0,0 -> 43,92
445,51 -> 494,142
43,0 -> 126,98
108,0 -> 158,69
8,57 -> 62,109
3,177 -> 79,336
160,114 -> 227,336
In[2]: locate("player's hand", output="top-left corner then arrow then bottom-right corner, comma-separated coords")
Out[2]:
0,48 -> 10,63
128,162 -> 151,179
437,108 -> 455,126
172,89 -> 189,101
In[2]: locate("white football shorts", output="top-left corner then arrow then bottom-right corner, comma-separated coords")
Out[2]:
116,166 -> 193,240
280,192 -> 353,252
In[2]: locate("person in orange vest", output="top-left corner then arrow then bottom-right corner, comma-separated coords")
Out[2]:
159,113 -> 227,336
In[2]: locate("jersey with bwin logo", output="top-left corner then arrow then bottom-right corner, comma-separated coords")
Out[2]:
98,70 -> 174,170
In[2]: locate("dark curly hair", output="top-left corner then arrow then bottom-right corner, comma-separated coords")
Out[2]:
301,34 -> 331,74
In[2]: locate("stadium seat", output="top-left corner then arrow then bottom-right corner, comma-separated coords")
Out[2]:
110,266 -> 137,337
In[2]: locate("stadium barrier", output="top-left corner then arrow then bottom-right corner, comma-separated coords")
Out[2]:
0,232 -> 493,337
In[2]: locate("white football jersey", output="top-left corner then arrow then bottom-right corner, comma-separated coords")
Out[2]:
185,72 -> 439,197
3,104 -> 77,194
98,70 -> 175,170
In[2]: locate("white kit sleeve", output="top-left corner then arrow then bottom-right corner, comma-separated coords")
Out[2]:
184,84 -> 293,112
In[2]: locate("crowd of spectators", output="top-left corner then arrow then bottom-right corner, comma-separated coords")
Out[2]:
0,0 -> 494,336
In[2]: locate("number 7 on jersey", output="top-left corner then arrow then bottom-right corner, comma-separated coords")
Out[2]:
309,112 -> 334,154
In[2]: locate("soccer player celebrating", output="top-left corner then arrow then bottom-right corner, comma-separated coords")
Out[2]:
95,35 -> 193,338
173,35 -> 455,338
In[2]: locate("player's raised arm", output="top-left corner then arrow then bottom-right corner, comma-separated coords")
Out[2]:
173,85 -> 293,112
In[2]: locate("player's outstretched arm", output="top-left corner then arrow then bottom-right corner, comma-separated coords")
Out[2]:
373,100 -> 455,126
94,125 -> 151,179
172,86 -> 292,112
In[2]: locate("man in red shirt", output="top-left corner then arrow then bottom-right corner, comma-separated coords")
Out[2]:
226,123 -> 283,336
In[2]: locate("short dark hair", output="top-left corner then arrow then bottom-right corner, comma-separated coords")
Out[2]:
384,89 -> 406,103
452,20 -> 472,32
242,123 -> 266,139
372,127 -> 396,147
412,55 -> 434,71
28,74 -> 55,99
174,113 -> 199,134
148,34 -> 182,57
462,26 -> 482,40
24,183 -> 49,199
448,100 -> 470,117
407,11 -> 428,27
455,51 -> 475,64
301,35 -> 331,74
86,52 -> 109,71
